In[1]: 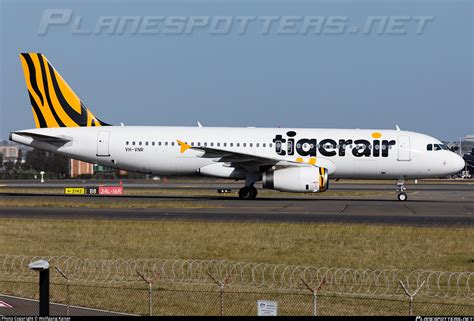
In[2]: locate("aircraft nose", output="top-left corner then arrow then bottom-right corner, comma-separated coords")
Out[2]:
452,153 -> 465,173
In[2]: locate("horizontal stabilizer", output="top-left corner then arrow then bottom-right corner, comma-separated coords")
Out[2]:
11,131 -> 71,142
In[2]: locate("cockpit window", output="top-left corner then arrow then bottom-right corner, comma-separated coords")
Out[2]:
428,143 -> 450,151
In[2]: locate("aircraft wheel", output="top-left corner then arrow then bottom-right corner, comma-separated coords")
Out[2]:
250,186 -> 258,199
239,186 -> 257,200
397,192 -> 408,201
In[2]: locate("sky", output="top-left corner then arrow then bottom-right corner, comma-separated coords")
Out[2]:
0,0 -> 472,141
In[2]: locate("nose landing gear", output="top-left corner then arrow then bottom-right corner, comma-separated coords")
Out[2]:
397,180 -> 408,201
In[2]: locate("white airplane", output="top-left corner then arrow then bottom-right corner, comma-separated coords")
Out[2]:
10,53 -> 465,201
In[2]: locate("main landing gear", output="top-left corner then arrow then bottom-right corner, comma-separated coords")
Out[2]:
239,186 -> 258,200
238,173 -> 260,200
397,180 -> 408,201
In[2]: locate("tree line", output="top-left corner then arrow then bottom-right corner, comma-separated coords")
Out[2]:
1,149 -> 69,177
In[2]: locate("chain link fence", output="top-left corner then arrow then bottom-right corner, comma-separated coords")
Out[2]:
0,255 -> 472,316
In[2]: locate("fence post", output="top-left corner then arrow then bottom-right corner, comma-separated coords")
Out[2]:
28,260 -> 50,316
55,267 -> 70,316
136,270 -> 160,316
399,280 -> 425,316
301,277 -> 326,316
207,272 -> 231,317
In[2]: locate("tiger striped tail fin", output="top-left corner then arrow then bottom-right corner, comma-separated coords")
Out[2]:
19,53 -> 110,128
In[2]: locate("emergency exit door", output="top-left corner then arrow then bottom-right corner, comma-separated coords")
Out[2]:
97,131 -> 110,157
397,135 -> 411,161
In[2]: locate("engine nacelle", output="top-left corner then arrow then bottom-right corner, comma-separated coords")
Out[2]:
262,167 -> 329,193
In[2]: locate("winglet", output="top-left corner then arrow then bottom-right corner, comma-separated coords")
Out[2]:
396,125 -> 401,131
177,140 -> 191,153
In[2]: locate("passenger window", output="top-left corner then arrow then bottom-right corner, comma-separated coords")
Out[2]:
145,142 -> 149,146
132,141 -> 135,146
171,142 -> 175,146
263,143 -> 266,147
126,141 -> 129,145
210,142 -> 214,147
250,143 -> 253,147
243,143 -> 246,147
256,143 -> 260,147
236,143 -> 240,147
158,142 -> 162,146
217,143 -> 220,147
152,142 -> 155,146
224,143 -> 227,147
269,143 -> 272,148
230,143 -> 233,147
204,142 -> 207,147
139,141 -> 142,146
165,142 -> 168,146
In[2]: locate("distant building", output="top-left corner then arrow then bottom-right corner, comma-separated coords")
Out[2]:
0,145 -> 20,162
70,159 -> 94,177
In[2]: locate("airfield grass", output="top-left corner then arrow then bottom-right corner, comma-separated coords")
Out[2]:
0,218 -> 472,271
1,218 -> 472,315
0,197 -> 217,209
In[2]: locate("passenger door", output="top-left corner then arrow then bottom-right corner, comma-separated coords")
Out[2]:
397,135 -> 411,161
97,131 -> 110,157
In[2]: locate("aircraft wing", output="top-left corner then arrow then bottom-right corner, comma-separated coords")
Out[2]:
176,140 -> 313,170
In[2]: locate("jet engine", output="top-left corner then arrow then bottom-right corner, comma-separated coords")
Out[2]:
262,167 -> 329,193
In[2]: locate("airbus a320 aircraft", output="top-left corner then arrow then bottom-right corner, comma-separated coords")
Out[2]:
10,53 -> 465,201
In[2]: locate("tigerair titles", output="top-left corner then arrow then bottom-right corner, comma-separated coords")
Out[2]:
272,131 -> 396,158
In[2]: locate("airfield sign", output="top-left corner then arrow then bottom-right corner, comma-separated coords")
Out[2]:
257,300 -> 278,316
